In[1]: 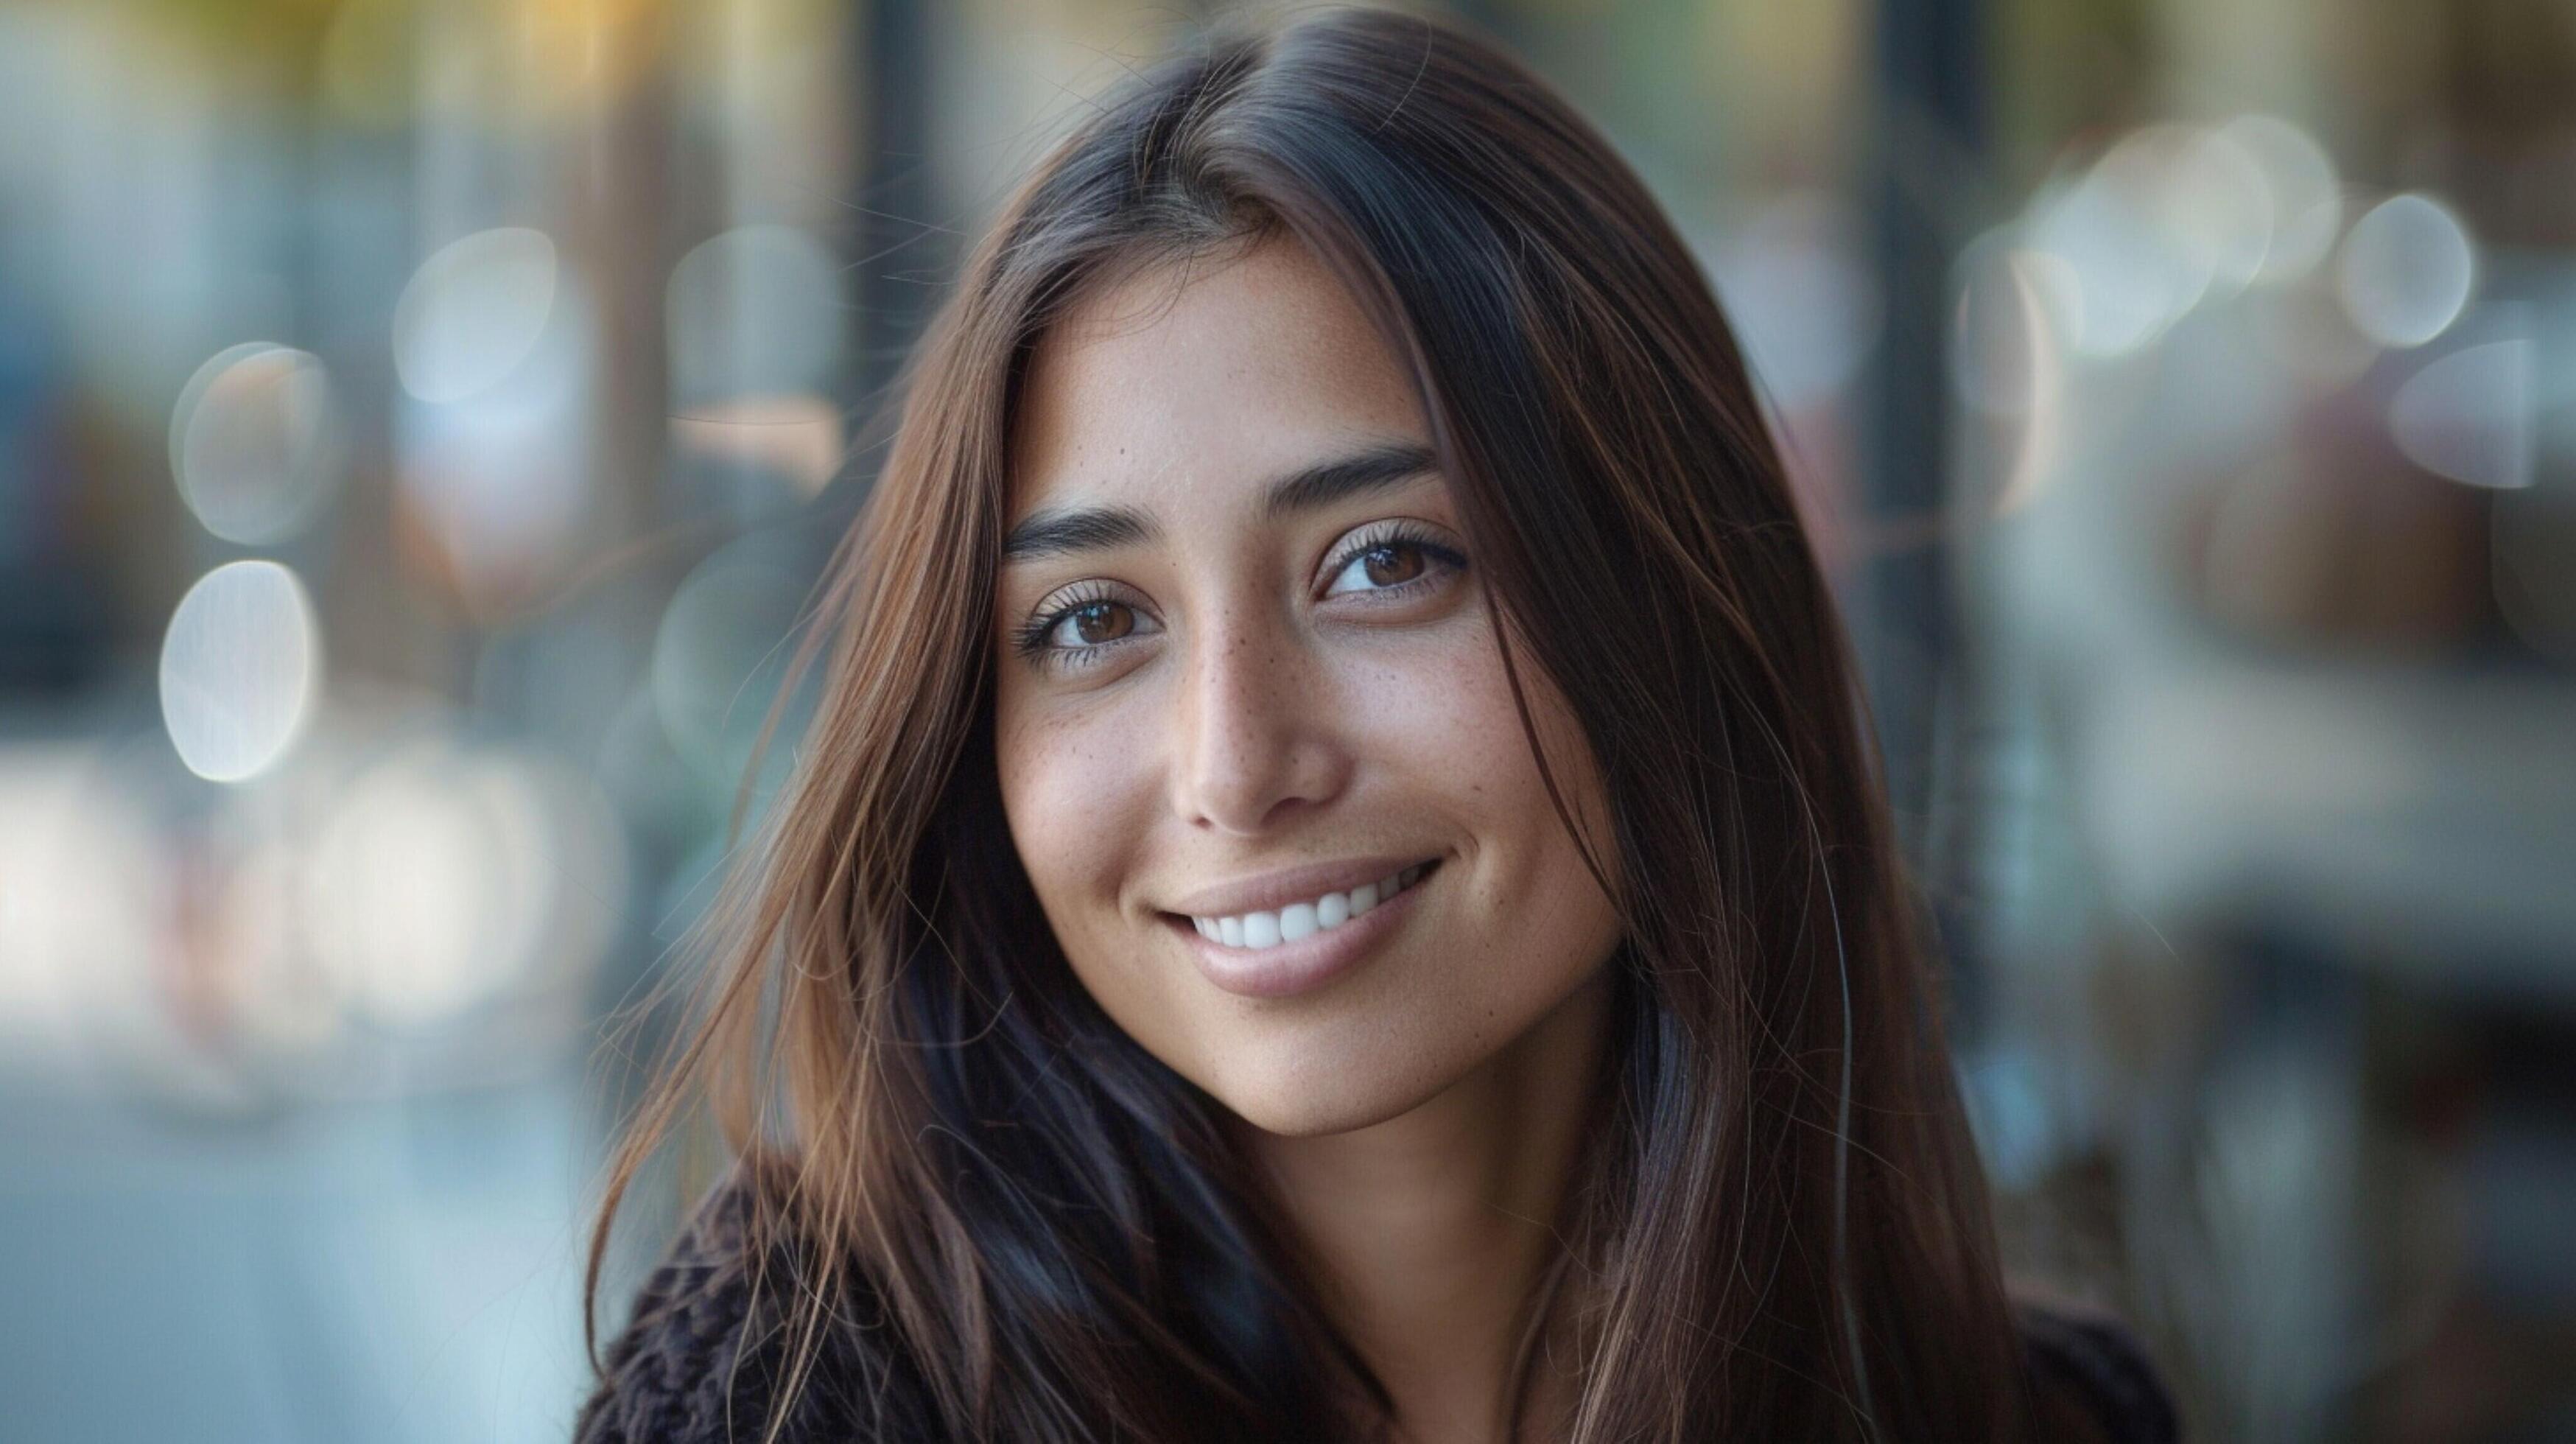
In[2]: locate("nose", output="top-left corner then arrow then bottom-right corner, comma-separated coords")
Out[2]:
1169,603 -> 1351,835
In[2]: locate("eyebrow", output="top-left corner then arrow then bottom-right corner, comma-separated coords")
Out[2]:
1000,441 -> 1439,563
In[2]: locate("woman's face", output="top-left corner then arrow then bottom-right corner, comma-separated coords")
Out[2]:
992,234 -> 1624,1138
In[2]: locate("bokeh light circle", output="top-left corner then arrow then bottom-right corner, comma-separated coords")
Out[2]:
158,561 -> 321,783
650,537 -> 811,789
2390,338 -> 2534,490
296,739 -> 626,1031
666,224 -> 848,407
169,343 -> 339,544
2337,194 -> 2474,348
2029,128 -> 2215,358
2163,127 -> 2273,298
393,227 -> 561,404
2220,115 -> 2341,284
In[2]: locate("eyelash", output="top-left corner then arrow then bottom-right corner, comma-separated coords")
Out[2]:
1009,580 -> 1137,672
1011,521 -> 1469,674
1322,521 -> 1468,603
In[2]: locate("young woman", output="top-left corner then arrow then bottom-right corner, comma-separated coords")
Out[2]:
575,7 -> 2177,1442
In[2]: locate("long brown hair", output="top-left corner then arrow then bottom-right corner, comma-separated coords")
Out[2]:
585,7 -> 2039,1440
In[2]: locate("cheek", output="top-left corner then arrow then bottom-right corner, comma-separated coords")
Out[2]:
1361,622 -> 1613,896
993,692 -> 1147,918
1363,639 -> 1526,785
994,686 -> 1198,1082
1389,628 -> 1624,1031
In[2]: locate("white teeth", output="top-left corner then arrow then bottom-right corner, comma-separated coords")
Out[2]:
1189,863 -> 1430,950
1279,902 -> 1316,942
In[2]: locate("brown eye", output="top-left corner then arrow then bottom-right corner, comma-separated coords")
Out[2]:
1067,600 -> 1134,645
1322,526 -> 1466,599
1359,542 -> 1426,588
1016,589 -> 1158,673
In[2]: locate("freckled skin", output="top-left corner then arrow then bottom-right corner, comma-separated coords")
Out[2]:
991,236 -> 1625,1141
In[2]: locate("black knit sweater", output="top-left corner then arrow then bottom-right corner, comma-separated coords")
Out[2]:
575,1171 -> 2180,1443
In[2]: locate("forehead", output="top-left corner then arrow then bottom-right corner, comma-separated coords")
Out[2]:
1006,236 -> 1427,519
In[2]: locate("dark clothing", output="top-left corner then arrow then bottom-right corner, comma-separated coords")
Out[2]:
574,1168 -> 945,1443
576,1170 -> 2180,1443
2014,1294 -> 2185,1443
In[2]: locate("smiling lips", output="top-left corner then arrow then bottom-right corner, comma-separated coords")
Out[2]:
1168,858 -> 1441,999
1187,862 -> 1431,950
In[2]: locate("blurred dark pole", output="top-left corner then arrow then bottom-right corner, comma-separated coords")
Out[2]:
846,0 -> 940,497
1863,0 -> 1984,967
587,16 -> 675,548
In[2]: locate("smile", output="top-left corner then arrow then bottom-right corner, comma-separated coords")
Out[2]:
1187,861 -> 1430,949
1163,858 -> 1442,1000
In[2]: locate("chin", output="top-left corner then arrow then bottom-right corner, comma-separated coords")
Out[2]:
1215,1087 -> 1418,1140
1193,1032 -> 1463,1138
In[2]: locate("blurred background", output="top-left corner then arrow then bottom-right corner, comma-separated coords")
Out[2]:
1,0 -> 2570,1439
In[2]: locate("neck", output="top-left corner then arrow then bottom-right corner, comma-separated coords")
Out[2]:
1238,967 -> 1612,1444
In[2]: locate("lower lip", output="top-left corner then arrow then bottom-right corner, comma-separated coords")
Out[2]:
1168,863 -> 1438,1000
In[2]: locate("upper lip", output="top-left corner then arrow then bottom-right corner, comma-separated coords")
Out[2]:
1159,855 -> 1438,920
